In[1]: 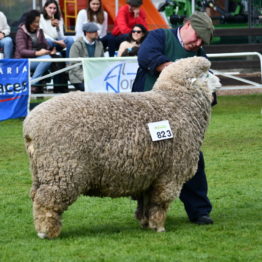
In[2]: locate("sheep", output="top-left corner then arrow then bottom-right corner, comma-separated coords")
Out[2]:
23,56 -> 221,239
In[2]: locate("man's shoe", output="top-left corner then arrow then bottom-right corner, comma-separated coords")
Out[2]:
192,215 -> 213,225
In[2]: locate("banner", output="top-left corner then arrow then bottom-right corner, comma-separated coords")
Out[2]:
0,59 -> 29,121
82,57 -> 138,93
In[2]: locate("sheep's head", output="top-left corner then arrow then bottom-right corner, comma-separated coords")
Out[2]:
153,56 -> 221,94
191,71 -> 222,93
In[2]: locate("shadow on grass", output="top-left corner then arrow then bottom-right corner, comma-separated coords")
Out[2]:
60,223 -> 142,239
58,215 -> 193,239
56,203 -> 262,240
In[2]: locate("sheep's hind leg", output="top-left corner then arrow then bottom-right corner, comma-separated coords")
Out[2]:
32,185 -> 77,239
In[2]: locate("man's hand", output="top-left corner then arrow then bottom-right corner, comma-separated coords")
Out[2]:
156,62 -> 173,72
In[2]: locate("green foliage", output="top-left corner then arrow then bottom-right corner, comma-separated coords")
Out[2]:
0,95 -> 262,262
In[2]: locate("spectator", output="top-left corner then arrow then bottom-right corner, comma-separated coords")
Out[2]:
14,9 -> 55,93
118,23 -> 147,56
101,0 -> 147,57
112,0 -> 147,35
69,22 -> 104,91
0,11 -> 14,58
132,12 -> 215,225
40,0 -> 74,58
75,0 -> 108,39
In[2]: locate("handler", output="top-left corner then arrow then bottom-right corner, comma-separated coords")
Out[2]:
132,11 -> 215,225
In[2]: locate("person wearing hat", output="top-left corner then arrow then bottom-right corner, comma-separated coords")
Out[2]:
132,11 -> 215,225
69,22 -> 104,91
101,0 -> 148,57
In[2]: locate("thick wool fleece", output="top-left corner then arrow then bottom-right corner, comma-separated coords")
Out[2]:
24,56 -> 213,237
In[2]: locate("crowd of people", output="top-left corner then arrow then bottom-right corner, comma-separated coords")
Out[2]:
1,0 -> 217,226
0,0 -> 148,92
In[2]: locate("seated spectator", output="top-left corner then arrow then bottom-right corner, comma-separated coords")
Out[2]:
75,0 -> 108,39
14,9 -> 55,93
69,22 -> 104,91
118,24 -> 147,56
101,0 -> 147,57
0,11 -> 14,58
40,0 -> 74,58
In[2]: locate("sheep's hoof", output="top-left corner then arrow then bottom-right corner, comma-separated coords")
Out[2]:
148,221 -> 166,232
156,227 -> 166,233
37,232 -> 48,239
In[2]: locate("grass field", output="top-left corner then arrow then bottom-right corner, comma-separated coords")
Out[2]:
0,94 -> 262,262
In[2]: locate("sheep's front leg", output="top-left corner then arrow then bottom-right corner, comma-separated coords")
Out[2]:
134,193 -> 150,228
33,202 -> 62,239
146,181 -> 180,232
147,202 -> 170,232
135,194 -> 170,232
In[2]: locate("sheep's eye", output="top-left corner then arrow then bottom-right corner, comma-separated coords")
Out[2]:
191,78 -> 196,84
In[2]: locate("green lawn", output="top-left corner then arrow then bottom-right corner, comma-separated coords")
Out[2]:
0,94 -> 261,262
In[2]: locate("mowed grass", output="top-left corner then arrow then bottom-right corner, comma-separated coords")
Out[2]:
0,94 -> 261,262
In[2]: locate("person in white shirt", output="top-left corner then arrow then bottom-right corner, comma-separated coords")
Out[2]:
0,11 -> 14,58
75,0 -> 108,39
40,0 -> 74,57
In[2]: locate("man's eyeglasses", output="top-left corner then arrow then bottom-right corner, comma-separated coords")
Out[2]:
132,30 -> 142,34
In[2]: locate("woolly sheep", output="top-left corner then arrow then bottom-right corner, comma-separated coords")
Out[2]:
23,56 -> 221,239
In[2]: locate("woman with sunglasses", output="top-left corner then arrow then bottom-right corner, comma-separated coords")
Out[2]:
118,24 -> 147,56
101,0 -> 148,57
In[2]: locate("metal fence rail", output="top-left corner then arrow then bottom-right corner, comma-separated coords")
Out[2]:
28,52 -> 262,97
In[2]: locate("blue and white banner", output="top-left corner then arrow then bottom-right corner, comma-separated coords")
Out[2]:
0,59 -> 29,121
82,57 -> 138,93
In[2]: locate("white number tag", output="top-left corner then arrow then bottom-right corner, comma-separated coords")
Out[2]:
147,120 -> 173,142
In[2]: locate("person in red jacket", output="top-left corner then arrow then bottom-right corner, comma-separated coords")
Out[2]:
101,0 -> 148,56
112,0 -> 147,36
